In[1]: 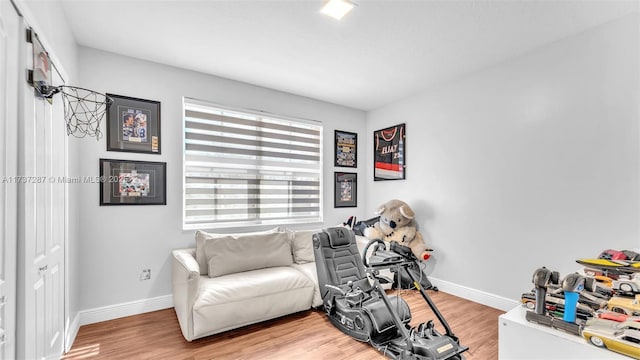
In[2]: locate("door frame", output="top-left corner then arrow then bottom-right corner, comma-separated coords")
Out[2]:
10,0 -> 70,357
0,1 -> 20,359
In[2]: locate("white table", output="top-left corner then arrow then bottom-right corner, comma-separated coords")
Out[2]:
498,305 -> 629,360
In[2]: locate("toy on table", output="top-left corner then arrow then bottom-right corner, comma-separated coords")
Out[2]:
582,318 -> 640,358
596,309 -> 640,323
522,293 -> 595,321
524,268 -> 582,336
607,294 -> 640,317
577,249 -> 640,278
562,273 -> 586,323
611,273 -> 640,296
532,267 -> 554,315
577,258 -> 640,275
599,249 -> 640,261
522,249 -> 640,358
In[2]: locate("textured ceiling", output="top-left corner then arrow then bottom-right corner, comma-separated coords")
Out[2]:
60,0 -> 638,110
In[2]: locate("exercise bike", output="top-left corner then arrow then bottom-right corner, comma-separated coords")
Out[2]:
313,227 -> 468,360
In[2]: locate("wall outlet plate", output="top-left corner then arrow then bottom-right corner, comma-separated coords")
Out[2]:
140,269 -> 151,281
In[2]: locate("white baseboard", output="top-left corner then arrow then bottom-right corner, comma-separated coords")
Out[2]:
74,280 -> 516,329
79,295 -> 174,326
430,277 -> 519,312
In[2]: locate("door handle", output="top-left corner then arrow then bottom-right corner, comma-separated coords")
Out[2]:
38,265 -> 48,275
0,295 -> 5,306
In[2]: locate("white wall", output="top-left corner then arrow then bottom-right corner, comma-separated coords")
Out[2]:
75,47 -> 366,312
366,13 -> 640,305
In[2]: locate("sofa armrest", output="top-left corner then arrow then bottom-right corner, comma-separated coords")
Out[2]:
172,248 -> 200,341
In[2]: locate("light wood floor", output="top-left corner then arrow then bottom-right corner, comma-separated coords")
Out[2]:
63,290 -> 504,360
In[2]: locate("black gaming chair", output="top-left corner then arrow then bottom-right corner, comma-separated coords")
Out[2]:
313,227 -> 412,344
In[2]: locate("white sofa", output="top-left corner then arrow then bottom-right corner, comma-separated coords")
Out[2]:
171,227 -> 381,341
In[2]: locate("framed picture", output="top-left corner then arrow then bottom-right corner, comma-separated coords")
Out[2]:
99,159 -> 166,205
28,30 -> 52,99
373,123 -> 405,181
106,94 -> 161,154
334,130 -> 357,168
334,172 -> 357,208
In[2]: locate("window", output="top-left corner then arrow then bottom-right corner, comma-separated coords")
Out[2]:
183,98 -> 323,229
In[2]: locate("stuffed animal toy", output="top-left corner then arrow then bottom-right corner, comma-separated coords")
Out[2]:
363,199 -> 432,261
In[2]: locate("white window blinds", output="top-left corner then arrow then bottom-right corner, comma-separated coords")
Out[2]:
183,98 -> 323,229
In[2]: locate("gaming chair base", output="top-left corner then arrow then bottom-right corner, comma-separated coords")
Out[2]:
371,334 -> 467,360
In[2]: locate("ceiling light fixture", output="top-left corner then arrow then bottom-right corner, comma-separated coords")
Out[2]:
321,0 -> 356,20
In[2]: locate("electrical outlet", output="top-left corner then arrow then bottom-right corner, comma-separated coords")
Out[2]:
140,269 -> 151,281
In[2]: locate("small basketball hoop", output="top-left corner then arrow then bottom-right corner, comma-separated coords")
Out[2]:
42,85 -> 112,140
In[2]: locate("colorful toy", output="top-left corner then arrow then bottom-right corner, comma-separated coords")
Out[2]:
584,267 -> 621,280
576,258 -> 640,276
523,249 -> 640,358
362,199 -> 432,261
521,292 -> 595,320
593,275 -> 614,289
562,273 -> 586,323
524,267 -> 582,335
582,318 -> 640,358
599,249 -> 640,261
607,294 -> 640,317
612,273 -> 640,295
596,309 -> 640,323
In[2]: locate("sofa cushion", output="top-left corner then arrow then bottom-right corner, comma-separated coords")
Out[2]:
196,266 -> 313,306
289,229 -> 321,264
195,227 -> 281,276
193,266 -> 314,337
204,231 -> 293,277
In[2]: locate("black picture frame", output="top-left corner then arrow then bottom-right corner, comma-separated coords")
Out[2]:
99,159 -> 166,205
334,172 -> 357,208
334,130 -> 357,168
373,123 -> 405,181
106,94 -> 161,154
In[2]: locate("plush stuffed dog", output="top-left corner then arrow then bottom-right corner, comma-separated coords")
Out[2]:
363,199 -> 432,261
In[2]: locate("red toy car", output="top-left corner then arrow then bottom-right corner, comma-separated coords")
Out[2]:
599,249 -> 630,261
598,249 -> 640,261
596,310 -> 640,323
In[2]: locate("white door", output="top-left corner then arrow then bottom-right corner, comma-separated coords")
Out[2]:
18,32 -> 66,360
0,2 -> 20,360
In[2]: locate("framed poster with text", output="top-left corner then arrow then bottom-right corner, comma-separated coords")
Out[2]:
334,130 -> 357,168
373,123 -> 405,181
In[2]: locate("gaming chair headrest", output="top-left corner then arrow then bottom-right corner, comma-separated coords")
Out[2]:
325,227 -> 355,248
